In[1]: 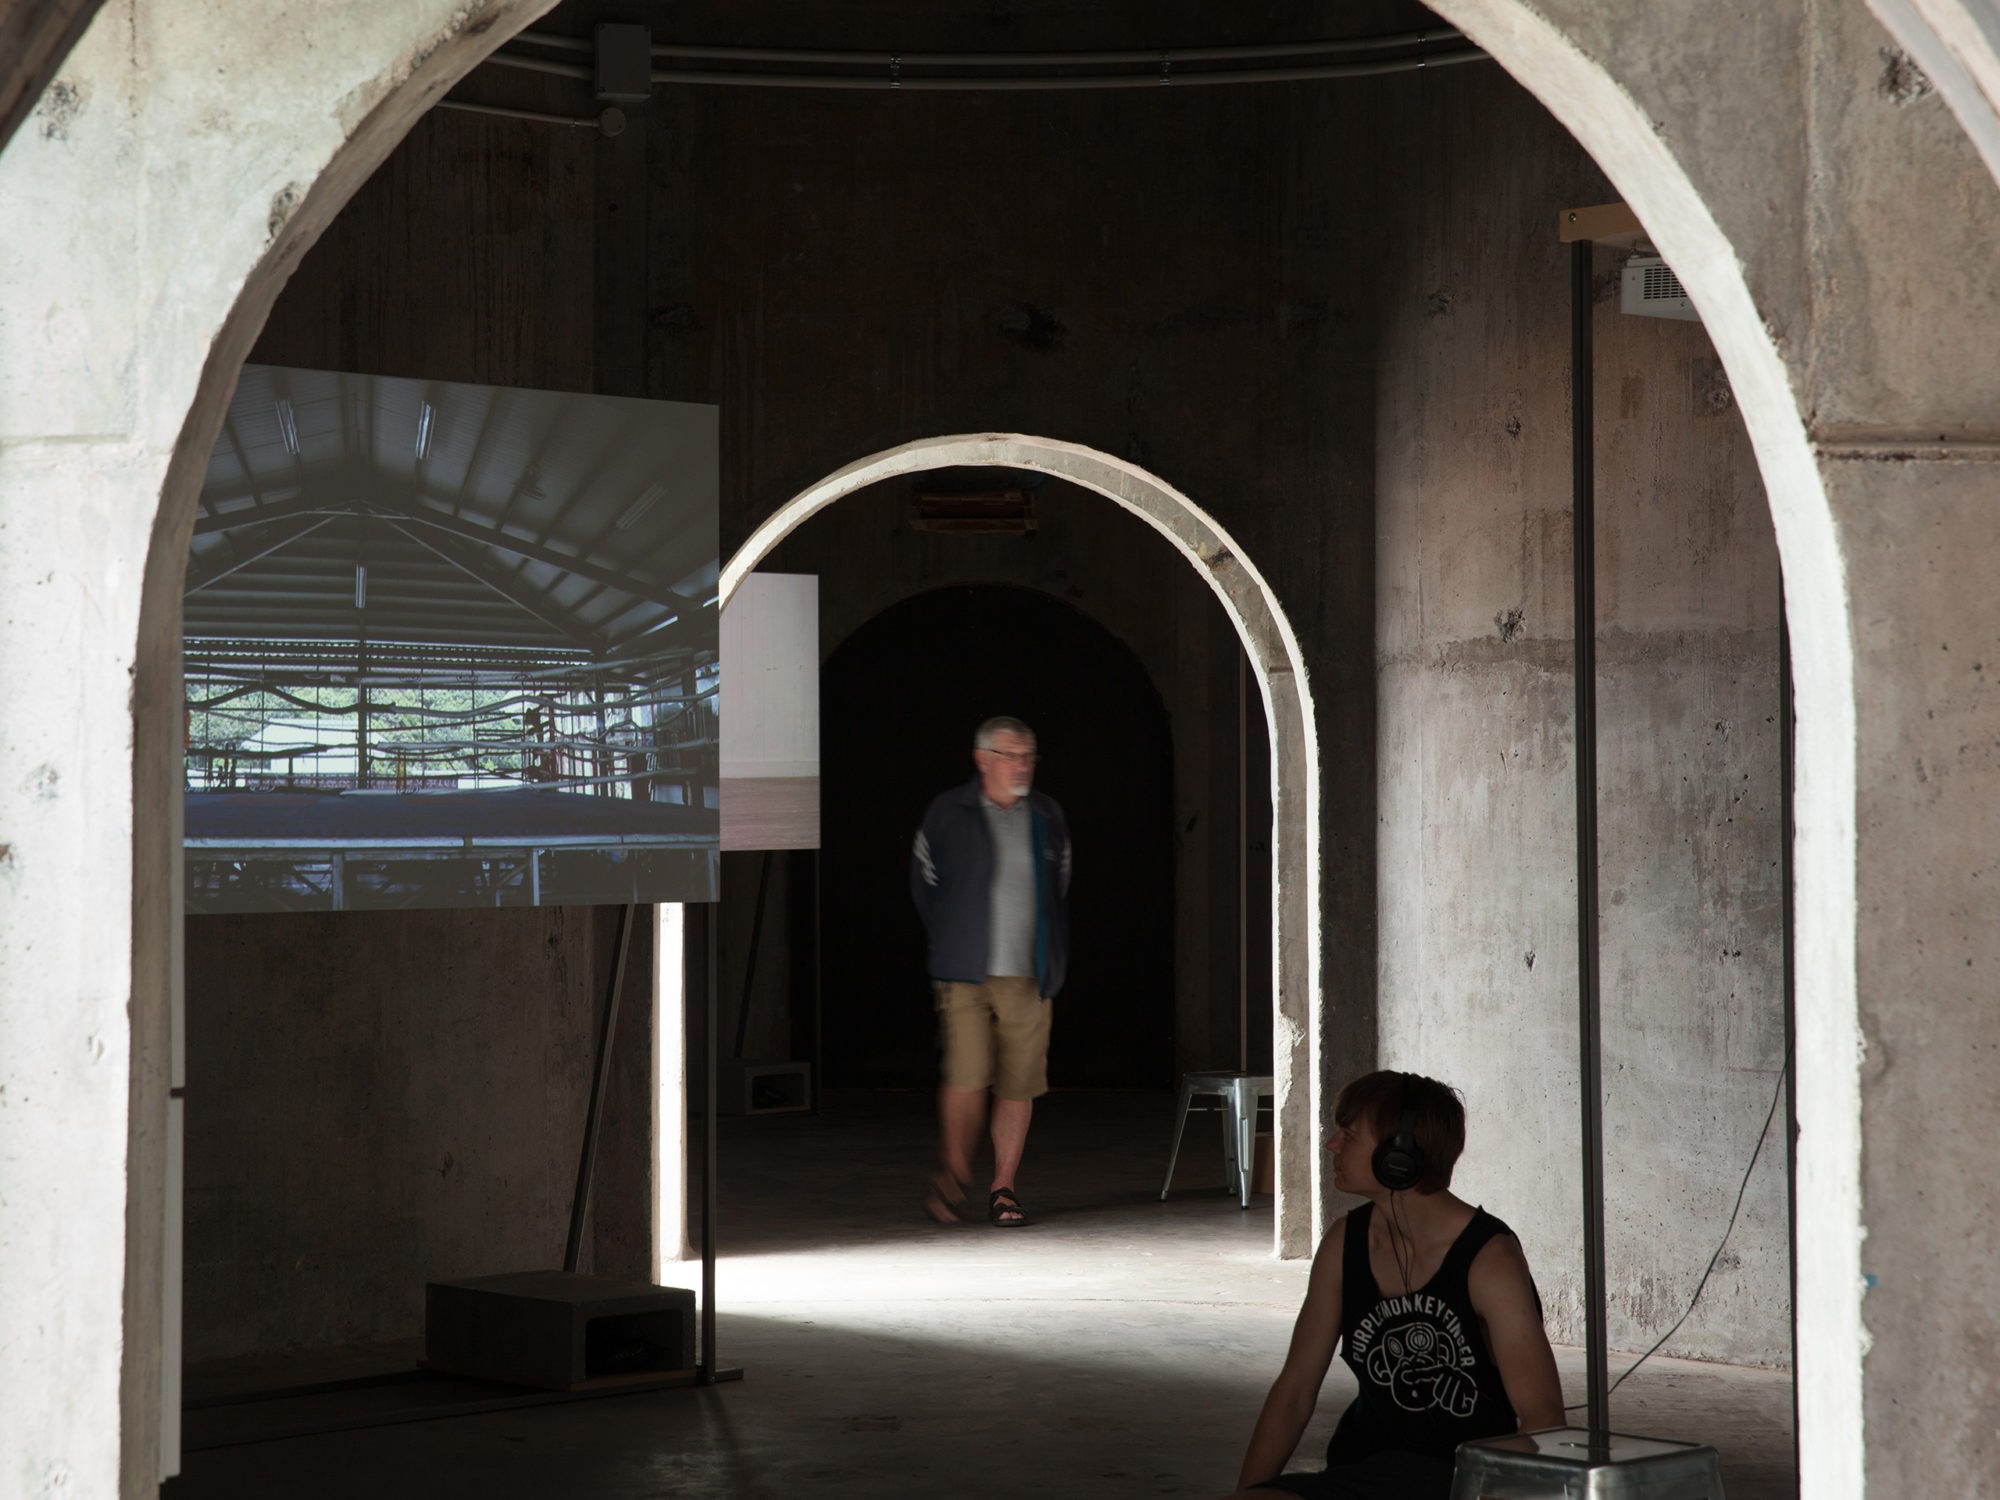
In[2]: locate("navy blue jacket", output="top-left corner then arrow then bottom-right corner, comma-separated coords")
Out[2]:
910,778 -> 1072,999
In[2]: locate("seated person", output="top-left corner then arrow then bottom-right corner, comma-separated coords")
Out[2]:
1223,1071 -> 1564,1500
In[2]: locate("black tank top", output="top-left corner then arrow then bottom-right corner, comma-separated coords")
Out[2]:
1325,1203 -> 1525,1464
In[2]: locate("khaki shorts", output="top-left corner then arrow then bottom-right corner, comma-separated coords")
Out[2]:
935,977 -> 1051,1101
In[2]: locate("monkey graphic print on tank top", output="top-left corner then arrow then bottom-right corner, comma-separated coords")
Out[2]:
1322,1203 -> 1531,1464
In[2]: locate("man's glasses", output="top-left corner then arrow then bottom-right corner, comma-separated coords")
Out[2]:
981,747 -> 1039,765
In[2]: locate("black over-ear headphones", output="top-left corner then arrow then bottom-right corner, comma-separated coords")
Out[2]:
1370,1076 -> 1428,1193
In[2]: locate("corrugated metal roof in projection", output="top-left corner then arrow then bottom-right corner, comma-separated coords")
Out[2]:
185,366 -> 720,657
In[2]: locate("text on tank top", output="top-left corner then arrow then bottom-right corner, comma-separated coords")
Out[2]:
1326,1202 -> 1526,1463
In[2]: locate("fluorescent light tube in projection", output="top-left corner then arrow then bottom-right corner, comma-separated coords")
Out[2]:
182,365 -> 721,912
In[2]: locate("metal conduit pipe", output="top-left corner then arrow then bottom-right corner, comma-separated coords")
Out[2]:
482,47 -> 1490,91
481,54 -> 593,81
665,52 -> 1487,89
435,97 -> 625,133
512,24 -> 1464,66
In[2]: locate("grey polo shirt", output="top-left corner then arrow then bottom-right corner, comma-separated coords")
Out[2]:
981,793 -> 1037,979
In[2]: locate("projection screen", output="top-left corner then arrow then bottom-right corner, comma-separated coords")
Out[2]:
182,366 -> 720,913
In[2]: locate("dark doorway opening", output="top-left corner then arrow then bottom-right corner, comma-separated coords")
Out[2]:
819,584 -> 1174,1090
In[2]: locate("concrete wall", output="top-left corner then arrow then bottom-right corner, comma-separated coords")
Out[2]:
1868,0 -> 2000,185
0,0 -> 107,154
12,0 -> 2000,1491
252,1 -> 1385,1197
200,0 -> 1780,1355
1420,1 -> 2000,1487
611,8 -> 1387,1133
0,2 -> 559,1488
1370,61 -> 1788,1367
181,905 -> 653,1360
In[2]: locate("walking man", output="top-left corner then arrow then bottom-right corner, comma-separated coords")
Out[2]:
911,716 -> 1072,1226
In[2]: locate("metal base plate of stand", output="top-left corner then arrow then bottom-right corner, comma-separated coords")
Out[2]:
1450,1427 -> 1726,1499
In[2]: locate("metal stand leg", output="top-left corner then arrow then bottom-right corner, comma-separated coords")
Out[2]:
1160,1080 -> 1198,1199
563,904 -> 635,1272
699,904 -> 716,1380
1219,1093 -> 1240,1197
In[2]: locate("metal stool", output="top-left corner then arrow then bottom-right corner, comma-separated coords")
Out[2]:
1450,1428 -> 1726,1499
1159,1070 -> 1274,1209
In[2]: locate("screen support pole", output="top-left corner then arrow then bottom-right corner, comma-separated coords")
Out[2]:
564,903 -> 635,1273
1571,235 -> 1611,1435
812,850 -> 824,1114
1781,593 -> 1799,1467
1238,648 -> 1250,1073
699,901 -> 720,1382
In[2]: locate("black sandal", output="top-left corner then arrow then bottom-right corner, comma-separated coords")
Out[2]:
988,1186 -> 1031,1227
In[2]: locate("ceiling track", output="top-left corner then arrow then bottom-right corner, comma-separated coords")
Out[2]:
516,24 -> 1467,66
476,27 -> 1490,95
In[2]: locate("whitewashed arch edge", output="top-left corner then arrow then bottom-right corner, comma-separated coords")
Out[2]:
722,433 -> 1327,1253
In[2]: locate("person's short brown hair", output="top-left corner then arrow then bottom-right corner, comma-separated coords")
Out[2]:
1334,1070 -> 1467,1194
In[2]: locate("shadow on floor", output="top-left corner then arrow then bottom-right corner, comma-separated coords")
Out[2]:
169,1309 -> 1304,1499
168,1091 -> 1793,1500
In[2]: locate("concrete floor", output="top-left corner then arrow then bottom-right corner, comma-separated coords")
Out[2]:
169,1091 -> 1796,1498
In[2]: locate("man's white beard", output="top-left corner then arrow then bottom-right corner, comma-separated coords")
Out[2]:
1009,783 -> 1030,798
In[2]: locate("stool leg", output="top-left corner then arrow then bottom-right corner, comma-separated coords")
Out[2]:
1232,1081 -> 1254,1209
1160,1080 -> 1198,1200
1218,1093 -> 1237,1196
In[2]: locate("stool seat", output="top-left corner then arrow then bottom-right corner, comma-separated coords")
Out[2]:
1160,1071 -> 1275,1209
1180,1069 -> 1270,1087
1450,1427 -> 1726,1499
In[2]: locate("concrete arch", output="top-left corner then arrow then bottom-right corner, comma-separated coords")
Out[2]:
722,435 -> 1326,1253
1868,0 -> 2000,183
17,2 -> 1979,1494
0,2 -> 558,1489
1419,4 -> 1861,1493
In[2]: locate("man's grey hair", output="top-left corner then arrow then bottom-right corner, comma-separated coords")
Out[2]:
974,716 -> 1036,751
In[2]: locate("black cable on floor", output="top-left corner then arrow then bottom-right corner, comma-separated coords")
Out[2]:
1565,1059 -> 1790,1411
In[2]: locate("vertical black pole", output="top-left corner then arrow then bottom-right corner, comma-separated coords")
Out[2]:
1780,595 -> 1799,1464
564,903 -> 635,1273
811,849 -> 824,1114
356,682 -> 371,790
1571,236 -> 1611,1435
1238,648 -> 1251,1073
699,902 -> 719,1381
730,850 -> 775,1061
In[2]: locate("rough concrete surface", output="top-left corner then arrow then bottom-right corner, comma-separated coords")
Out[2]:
7,0 -> 2000,1494
181,906 -> 654,1361
0,1 -> 558,1491
1830,453 -> 2000,1496
1370,75 -> 1789,1366
1868,0 -> 2000,187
